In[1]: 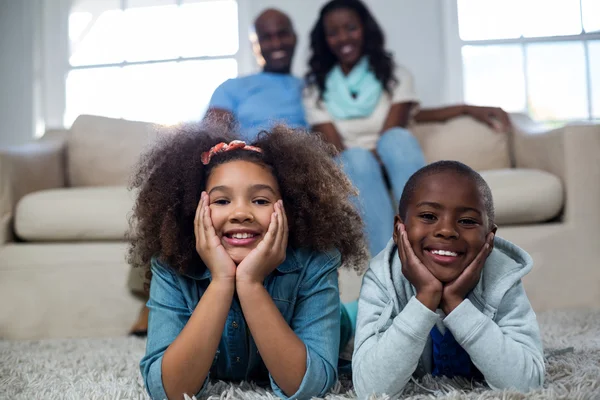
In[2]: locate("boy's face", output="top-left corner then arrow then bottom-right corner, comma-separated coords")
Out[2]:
393,172 -> 495,283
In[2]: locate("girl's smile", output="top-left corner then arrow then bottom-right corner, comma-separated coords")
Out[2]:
206,160 -> 282,264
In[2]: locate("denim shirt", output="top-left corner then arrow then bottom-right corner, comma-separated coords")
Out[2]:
140,247 -> 342,400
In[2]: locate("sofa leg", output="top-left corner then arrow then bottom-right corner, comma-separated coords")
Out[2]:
129,303 -> 149,337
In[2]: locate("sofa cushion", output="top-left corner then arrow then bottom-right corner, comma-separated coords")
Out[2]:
67,115 -> 160,187
15,186 -> 134,241
480,169 -> 564,225
410,116 -> 511,171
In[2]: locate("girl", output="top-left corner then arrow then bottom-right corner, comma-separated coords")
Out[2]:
304,0 -> 511,257
128,124 -> 367,400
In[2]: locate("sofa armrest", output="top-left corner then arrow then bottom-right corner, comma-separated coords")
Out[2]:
0,137 -> 67,243
512,118 -> 600,227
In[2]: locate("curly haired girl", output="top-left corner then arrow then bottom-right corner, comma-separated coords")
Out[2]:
128,124 -> 367,400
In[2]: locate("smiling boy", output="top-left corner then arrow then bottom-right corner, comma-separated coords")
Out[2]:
352,161 -> 545,399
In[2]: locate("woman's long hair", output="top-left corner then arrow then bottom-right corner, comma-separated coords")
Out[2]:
306,0 -> 396,98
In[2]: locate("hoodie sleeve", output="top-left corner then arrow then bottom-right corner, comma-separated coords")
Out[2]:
443,281 -> 545,391
352,267 -> 439,399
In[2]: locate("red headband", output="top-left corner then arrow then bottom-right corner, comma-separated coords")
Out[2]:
201,140 -> 263,165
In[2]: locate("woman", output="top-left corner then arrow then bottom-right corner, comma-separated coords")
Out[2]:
304,0 -> 510,256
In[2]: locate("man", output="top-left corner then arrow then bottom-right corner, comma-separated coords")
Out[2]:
129,9 -> 307,336
204,8 -> 308,139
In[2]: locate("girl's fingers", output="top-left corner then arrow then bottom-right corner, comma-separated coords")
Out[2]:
274,201 -> 286,250
194,195 -> 203,240
279,201 -> 289,250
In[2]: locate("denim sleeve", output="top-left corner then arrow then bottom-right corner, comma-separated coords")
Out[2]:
269,250 -> 341,400
139,259 -> 209,400
207,79 -> 237,112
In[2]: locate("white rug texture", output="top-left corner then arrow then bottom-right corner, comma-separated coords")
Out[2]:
1,309 -> 599,400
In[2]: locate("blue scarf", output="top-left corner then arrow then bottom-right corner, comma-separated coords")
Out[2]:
323,56 -> 383,120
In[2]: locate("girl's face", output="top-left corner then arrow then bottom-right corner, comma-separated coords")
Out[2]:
206,160 -> 282,264
323,8 -> 364,72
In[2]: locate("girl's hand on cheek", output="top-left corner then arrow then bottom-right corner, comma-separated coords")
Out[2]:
195,191 -> 237,284
440,232 -> 494,314
236,200 -> 288,286
397,223 -> 442,311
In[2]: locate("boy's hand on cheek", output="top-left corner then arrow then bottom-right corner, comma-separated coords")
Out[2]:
236,201 -> 288,286
195,192 -> 237,284
397,223 -> 442,311
441,232 -> 494,314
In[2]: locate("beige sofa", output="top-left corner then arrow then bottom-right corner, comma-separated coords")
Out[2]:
1,114 -> 598,340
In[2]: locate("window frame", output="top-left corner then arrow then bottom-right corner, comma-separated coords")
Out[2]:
442,0 -> 600,123
41,0 -> 253,131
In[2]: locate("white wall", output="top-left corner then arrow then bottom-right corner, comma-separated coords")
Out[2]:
0,0 -> 453,146
239,0 -> 450,107
0,0 -> 41,146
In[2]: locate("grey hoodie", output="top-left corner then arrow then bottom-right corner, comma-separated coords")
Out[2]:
352,236 -> 545,399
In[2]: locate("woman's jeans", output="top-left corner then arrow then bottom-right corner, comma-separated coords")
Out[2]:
340,127 -> 426,256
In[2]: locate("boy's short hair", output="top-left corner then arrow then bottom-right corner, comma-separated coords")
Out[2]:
398,160 -> 495,228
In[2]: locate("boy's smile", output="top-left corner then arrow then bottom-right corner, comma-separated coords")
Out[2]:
206,160 -> 281,264
394,171 -> 493,283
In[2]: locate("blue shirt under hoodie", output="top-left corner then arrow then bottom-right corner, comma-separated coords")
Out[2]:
352,236 -> 545,399
141,247 -> 341,400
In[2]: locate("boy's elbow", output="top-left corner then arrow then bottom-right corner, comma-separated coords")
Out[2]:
487,364 -> 545,392
352,356 -> 408,400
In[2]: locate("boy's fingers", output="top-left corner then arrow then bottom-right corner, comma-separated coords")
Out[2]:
398,232 -> 407,266
466,241 -> 490,276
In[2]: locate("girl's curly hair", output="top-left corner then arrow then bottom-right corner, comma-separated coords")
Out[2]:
127,124 -> 368,278
305,0 -> 396,99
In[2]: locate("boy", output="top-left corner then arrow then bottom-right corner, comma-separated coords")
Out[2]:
352,161 -> 545,399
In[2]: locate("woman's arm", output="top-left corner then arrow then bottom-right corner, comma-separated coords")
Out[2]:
415,105 -> 511,132
380,102 -> 416,132
312,122 -> 346,152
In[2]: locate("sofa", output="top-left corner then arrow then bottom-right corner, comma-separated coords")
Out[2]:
1,114 -> 599,340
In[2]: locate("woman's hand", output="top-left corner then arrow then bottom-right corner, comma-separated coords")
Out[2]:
397,223 -> 442,311
194,191 -> 237,283
236,200 -> 288,285
464,105 -> 512,133
440,232 -> 495,314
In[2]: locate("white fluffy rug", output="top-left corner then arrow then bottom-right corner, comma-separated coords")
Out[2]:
1,309 -> 599,400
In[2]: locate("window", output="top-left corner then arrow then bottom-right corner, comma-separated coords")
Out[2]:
65,0 -> 238,126
457,0 -> 600,123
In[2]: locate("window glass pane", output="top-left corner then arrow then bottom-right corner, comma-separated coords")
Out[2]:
122,5 -> 180,62
171,59 -> 238,121
457,0 -> 522,40
120,59 -> 237,124
65,67 -> 123,126
582,0 -> 600,32
178,1 -> 239,57
522,0 -> 582,37
462,45 -> 526,112
526,42 -> 588,120
69,0 -> 125,66
589,41 -> 600,118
